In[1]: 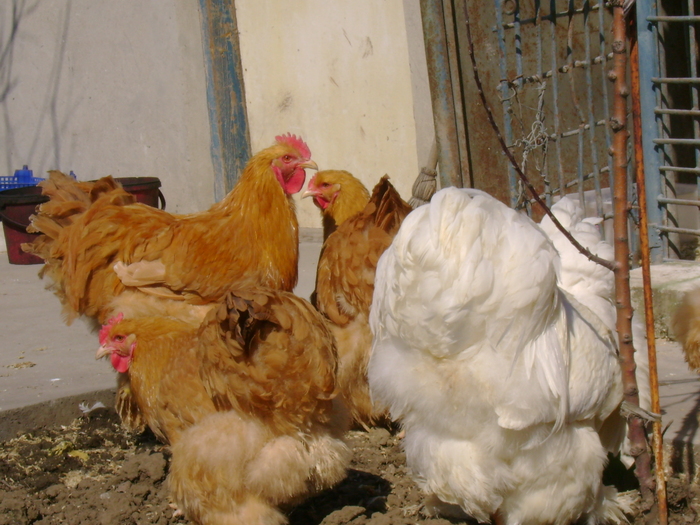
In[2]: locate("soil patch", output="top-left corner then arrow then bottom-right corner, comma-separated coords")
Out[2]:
0,407 -> 698,524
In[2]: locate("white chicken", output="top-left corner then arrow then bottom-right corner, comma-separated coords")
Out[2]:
538,197 -> 616,320
539,196 -> 652,465
368,188 -> 628,525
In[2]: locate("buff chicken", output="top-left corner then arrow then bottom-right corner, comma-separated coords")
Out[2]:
303,169 -> 370,240
305,172 -> 412,427
24,133 -> 317,325
24,134 -> 317,431
97,286 -> 350,525
672,287 -> 700,372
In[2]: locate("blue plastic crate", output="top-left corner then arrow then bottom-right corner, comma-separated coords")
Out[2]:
0,166 -> 44,191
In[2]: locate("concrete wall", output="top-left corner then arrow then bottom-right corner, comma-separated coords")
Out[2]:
1,0 -> 432,253
236,0 -> 432,228
1,0 -> 215,215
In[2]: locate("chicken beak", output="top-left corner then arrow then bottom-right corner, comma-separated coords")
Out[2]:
95,345 -> 111,360
301,188 -> 317,199
299,160 -> 319,171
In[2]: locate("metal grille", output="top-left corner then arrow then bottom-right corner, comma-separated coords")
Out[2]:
637,0 -> 700,262
491,1 -> 620,230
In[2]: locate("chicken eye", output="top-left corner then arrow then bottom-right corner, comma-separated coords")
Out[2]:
283,155 -> 292,162
114,335 -> 125,342
321,182 -> 330,188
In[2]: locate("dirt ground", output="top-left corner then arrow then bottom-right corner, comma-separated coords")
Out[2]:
0,407 -> 698,525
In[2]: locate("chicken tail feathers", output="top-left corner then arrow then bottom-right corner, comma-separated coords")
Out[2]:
199,287 -> 340,435
21,171 -> 136,322
366,175 -> 413,235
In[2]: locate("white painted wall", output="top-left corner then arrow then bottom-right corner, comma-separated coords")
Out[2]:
0,0 -> 214,215
236,0 -> 432,228
1,0 -> 432,252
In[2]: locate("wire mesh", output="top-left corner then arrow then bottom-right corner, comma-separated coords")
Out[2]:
492,0 -> 622,239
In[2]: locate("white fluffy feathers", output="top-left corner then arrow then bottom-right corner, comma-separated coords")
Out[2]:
368,189 -> 627,524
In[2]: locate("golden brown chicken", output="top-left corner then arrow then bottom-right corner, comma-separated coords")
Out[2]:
672,287 -> 700,372
23,133 -> 317,326
96,313 -> 215,444
306,173 -> 412,428
303,169 -> 370,240
96,286 -> 350,525
24,134 -> 317,433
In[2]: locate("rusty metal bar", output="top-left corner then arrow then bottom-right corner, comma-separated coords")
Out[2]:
577,125 -> 585,207
494,0 -> 518,206
420,0 -> 465,188
582,3 -> 604,219
630,7 -> 668,522
654,138 -> 700,145
597,0 -> 614,194
533,1 -> 553,208
611,2 -> 656,509
657,196 -> 700,206
512,5 -> 524,86
659,166 -> 700,173
656,109 -> 700,116
657,225 -> 700,235
442,0 -> 472,188
652,77 -> 700,84
549,6 -> 565,197
648,15 -> 700,22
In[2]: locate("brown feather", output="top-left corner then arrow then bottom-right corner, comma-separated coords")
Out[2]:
114,372 -> 146,434
103,316 -> 216,444
101,286 -> 350,524
672,287 -> 700,372
23,139 -> 307,325
24,138 -> 314,470
307,170 -> 370,240
313,174 -> 412,427
198,287 -> 341,436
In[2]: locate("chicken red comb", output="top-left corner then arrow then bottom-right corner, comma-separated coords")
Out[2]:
275,133 -> 311,160
99,313 -> 124,345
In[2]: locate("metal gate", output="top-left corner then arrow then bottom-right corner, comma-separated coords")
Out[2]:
495,0 -> 620,222
423,0 -> 699,262
636,0 -> 700,263
422,0 -> 640,246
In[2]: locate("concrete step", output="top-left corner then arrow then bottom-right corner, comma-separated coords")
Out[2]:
630,261 -> 700,340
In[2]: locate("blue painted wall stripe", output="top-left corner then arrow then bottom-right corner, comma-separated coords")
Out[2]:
635,0 -> 664,263
198,0 -> 251,201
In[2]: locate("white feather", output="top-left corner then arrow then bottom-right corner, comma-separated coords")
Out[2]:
540,196 -> 651,466
368,189 -> 626,525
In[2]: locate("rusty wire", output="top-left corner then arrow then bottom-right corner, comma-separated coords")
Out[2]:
511,82 -> 551,210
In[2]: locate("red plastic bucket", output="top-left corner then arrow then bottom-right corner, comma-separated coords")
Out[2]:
114,177 -> 166,210
0,186 -> 48,264
0,177 -> 165,265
